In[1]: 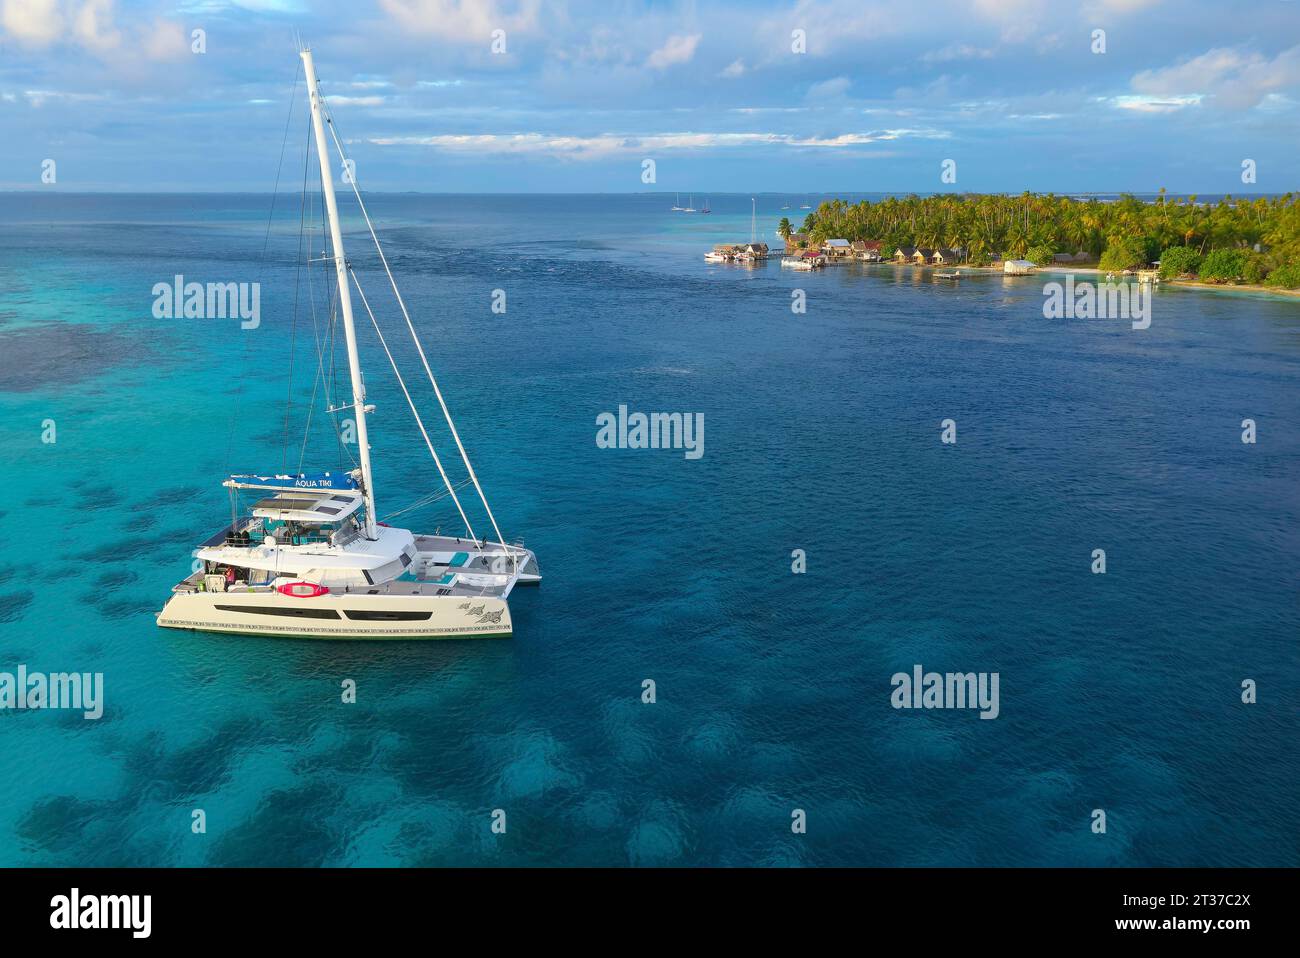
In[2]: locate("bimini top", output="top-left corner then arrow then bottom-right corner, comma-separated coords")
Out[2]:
251,492 -> 364,523
225,471 -> 361,495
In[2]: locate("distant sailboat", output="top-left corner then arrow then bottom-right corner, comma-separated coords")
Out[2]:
671,193 -> 685,212
799,196 -> 812,210
683,193 -> 696,213
699,197 -> 711,214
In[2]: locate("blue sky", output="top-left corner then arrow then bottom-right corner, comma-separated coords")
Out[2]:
1,0 -> 1297,192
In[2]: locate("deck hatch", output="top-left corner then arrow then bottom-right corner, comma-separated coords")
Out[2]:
252,497 -> 320,511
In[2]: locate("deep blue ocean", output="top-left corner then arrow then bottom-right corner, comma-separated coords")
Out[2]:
0,192 -> 1296,866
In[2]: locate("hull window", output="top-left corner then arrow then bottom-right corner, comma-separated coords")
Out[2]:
342,609 -> 433,621
214,605 -> 341,619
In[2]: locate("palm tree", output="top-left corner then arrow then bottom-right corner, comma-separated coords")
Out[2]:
777,217 -> 794,243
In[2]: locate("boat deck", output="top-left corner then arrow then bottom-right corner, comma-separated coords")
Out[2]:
189,577 -> 508,599
170,533 -> 535,601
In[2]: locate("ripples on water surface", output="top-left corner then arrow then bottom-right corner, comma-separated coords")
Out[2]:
0,193 -> 1296,866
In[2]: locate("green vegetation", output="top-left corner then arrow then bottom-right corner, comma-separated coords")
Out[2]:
1026,244 -> 1055,267
1198,249 -> 1248,283
1265,264 -> 1300,289
1242,252 -> 1267,284
1099,236 -> 1147,272
1158,245 -> 1201,278
798,191 -> 1300,286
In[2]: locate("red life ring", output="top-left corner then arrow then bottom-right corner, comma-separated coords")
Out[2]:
277,581 -> 329,598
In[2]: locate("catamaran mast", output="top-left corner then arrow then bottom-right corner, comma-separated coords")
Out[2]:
301,48 -> 378,539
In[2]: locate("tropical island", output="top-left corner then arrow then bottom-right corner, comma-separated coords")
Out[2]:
776,192 -> 1300,289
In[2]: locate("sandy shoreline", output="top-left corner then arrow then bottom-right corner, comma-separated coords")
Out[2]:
856,261 -> 1300,300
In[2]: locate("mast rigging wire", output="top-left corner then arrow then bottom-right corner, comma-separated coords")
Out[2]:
349,266 -> 478,540
226,56 -> 301,475
321,107 -> 515,562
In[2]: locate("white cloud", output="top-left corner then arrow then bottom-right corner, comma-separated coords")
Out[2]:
808,76 -> 850,99
647,33 -> 700,70
2,0 -> 63,45
970,0 -> 1048,43
922,43 -> 997,64
1106,94 -> 1203,113
1083,0 -> 1162,13
140,18 -> 187,60
22,87 -> 107,107
73,0 -> 121,51
231,0 -> 308,11
3,0 -> 188,61
720,58 -> 745,78
1131,45 -> 1300,110
756,0 -> 896,60
328,95 -> 389,106
379,0 -> 540,42
366,128 -> 949,158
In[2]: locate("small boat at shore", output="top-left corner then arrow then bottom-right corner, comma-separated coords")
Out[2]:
782,253 -> 826,270
935,271 -> 960,279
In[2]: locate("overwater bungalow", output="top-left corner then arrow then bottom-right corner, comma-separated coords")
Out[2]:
785,232 -> 809,252
912,247 -> 935,264
1003,259 -> 1036,275
822,238 -> 853,259
932,247 -> 963,265
894,246 -> 917,263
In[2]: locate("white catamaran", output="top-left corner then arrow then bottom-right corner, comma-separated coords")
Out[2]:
156,49 -> 539,640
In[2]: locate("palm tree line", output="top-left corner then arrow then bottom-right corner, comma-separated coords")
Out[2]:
778,192 -> 1299,283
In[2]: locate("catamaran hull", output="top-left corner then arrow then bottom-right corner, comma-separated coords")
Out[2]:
156,591 -> 512,640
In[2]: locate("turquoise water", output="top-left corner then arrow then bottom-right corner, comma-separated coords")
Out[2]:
0,193 -> 1297,866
